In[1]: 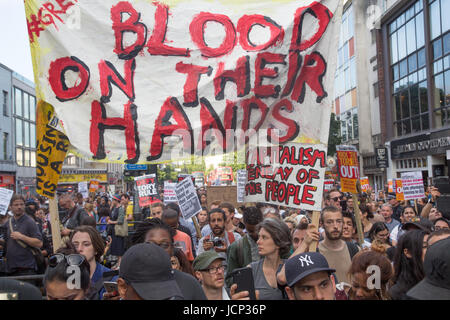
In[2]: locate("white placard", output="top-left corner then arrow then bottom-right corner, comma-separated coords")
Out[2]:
237,170 -> 247,203
78,181 -> 89,198
164,182 -> 178,204
0,188 -> 14,216
401,171 -> 425,200
176,177 -> 202,220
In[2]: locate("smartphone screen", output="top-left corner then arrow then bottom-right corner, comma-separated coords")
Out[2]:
103,281 -> 118,293
232,267 -> 256,300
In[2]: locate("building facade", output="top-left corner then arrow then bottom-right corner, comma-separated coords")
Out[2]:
378,0 -> 450,184
0,64 -> 16,190
334,0 -> 387,190
12,72 -> 37,195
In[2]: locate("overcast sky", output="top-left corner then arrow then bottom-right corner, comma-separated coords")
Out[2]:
0,0 -> 35,82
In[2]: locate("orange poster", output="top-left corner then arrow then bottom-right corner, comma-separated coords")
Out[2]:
360,177 -> 370,193
395,180 -> 404,201
336,145 -> 360,194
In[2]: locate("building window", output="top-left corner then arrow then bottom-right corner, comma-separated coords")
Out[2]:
2,91 -> 7,116
389,1 -> 429,137
3,132 -> 8,160
14,87 -> 36,167
429,0 -> 450,128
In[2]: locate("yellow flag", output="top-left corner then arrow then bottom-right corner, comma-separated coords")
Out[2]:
36,101 -> 70,198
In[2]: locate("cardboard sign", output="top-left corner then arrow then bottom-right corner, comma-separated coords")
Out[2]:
25,0 -> 341,164
244,143 -> 327,211
89,180 -> 100,193
36,101 -> 69,198
0,188 -> 14,216
135,174 -> 159,207
336,145 -> 360,194
207,186 -> 239,210
176,177 -> 202,220
164,182 -> 178,204
360,177 -> 370,193
395,179 -> 405,201
401,171 -> 425,200
236,170 -> 247,203
78,181 -> 89,198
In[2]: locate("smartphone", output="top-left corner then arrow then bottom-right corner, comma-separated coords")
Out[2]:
232,267 -> 256,300
103,281 -> 118,293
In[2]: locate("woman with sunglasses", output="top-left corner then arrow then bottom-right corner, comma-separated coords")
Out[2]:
44,245 -> 91,300
70,225 -> 118,300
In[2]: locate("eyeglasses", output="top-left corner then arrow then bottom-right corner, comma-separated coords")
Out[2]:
145,241 -> 171,250
330,196 -> 343,202
48,253 -> 85,268
202,265 -> 225,274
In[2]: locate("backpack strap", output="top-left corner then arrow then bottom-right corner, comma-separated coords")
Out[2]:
237,237 -> 245,267
346,241 -> 359,260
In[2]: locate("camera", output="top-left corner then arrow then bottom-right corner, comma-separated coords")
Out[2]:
212,237 -> 224,247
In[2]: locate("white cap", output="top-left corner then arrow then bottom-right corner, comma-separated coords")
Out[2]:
234,209 -> 243,219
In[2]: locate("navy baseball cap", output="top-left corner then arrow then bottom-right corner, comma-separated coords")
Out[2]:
285,252 -> 336,287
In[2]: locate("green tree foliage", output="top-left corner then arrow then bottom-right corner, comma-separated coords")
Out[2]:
327,113 -> 341,157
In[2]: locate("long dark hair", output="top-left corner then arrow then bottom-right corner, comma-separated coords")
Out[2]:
392,230 -> 426,292
173,248 -> 195,276
368,222 -> 391,245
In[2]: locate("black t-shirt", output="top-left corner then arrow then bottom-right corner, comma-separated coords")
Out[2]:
173,269 -> 206,300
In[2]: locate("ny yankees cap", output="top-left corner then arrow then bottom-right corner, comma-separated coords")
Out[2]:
285,252 -> 336,288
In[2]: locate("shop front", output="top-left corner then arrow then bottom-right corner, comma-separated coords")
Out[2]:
389,128 -> 450,185
0,173 -> 15,190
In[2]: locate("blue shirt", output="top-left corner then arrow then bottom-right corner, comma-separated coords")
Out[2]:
91,262 -> 118,300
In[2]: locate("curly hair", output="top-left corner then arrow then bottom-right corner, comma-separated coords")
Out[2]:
131,218 -> 176,246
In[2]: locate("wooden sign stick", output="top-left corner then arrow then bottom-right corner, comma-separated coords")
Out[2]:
352,193 -> 364,245
49,197 -> 63,252
309,211 -> 321,252
191,215 -> 202,240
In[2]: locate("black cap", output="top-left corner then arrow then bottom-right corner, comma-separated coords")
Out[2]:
0,278 -> 42,300
407,237 -> 450,300
285,252 -> 335,287
403,218 -> 434,233
119,243 -> 184,300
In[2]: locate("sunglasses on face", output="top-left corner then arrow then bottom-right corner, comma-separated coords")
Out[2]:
331,196 -> 343,202
48,253 -> 85,268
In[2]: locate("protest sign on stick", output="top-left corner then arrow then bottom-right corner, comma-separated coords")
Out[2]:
135,174 -> 159,207
400,171 -> 425,201
360,177 -> 370,193
395,179 -> 405,201
337,145 -> 363,244
176,177 -> 202,221
237,170 -> 247,203
78,181 -> 89,198
164,182 -> 178,204
245,143 -> 328,212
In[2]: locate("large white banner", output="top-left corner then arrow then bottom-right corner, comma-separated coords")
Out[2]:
26,0 -> 341,164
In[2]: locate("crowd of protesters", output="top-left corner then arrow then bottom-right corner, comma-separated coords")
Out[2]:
0,182 -> 449,300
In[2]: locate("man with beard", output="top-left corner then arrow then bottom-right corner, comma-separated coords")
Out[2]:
197,208 -> 240,271
318,206 -> 359,285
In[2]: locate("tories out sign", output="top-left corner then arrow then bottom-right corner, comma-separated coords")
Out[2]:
25,0 -> 341,164
336,145 -> 360,194
244,143 -> 327,211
